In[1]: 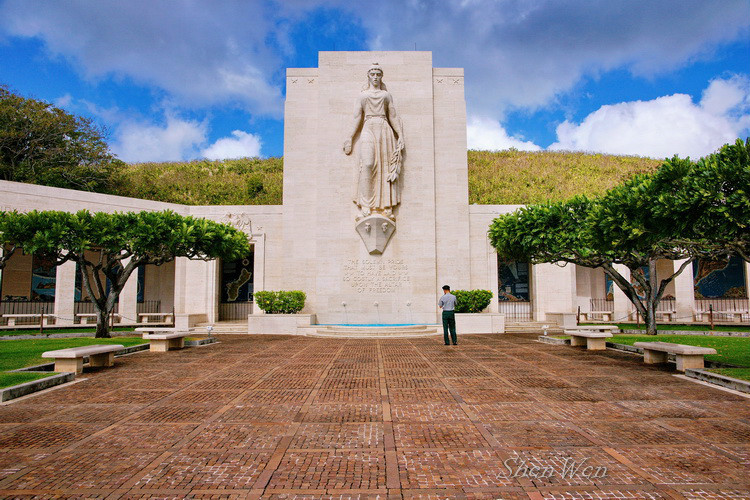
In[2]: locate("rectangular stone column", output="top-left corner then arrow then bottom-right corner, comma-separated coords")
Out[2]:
612,264 -> 633,321
119,260 -> 138,325
532,262 -> 576,321
53,260 -> 77,326
673,258 -> 695,323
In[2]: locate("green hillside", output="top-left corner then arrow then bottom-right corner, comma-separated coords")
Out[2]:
114,157 -> 283,205
468,150 -> 661,204
114,150 -> 662,206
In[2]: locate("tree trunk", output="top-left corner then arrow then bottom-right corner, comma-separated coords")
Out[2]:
95,308 -> 111,338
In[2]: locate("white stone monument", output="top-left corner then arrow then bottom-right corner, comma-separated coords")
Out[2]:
278,51 -> 470,324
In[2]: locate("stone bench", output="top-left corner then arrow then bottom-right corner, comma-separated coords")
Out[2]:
567,325 -> 619,333
634,341 -> 717,372
76,313 -> 122,325
655,310 -> 676,322
3,313 -> 51,327
564,329 -> 613,350
694,310 -> 747,323
42,344 -> 124,375
579,311 -> 613,322
136,327 -> 189,352
137,312 -> 174,324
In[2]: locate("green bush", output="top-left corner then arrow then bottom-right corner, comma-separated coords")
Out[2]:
453,289 -> 493,313
254,290 -> 306,314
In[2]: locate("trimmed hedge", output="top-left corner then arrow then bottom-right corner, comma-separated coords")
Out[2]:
453,289 -> 493,313
253,290 -> 306,314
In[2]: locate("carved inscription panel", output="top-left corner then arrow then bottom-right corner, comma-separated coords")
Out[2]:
343,259 -> 410,293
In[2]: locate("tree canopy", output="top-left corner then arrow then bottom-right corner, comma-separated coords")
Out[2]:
0,210 -> 251,337
489,138 -> 750,335
0,85 -> 123,192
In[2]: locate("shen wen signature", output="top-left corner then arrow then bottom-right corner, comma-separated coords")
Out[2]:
504,455 -> 608,479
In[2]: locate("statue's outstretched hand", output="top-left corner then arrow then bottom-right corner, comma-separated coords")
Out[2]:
343,139 -> 352,155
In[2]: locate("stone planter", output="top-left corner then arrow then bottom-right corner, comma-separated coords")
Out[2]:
247,314 -> 317,335
455,313 -> 505,334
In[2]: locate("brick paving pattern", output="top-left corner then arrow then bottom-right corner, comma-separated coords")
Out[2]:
0,333 -> 748,499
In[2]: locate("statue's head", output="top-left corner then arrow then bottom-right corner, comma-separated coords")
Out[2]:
364,63 -> 387,90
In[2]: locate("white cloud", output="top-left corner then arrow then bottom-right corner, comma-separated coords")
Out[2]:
344,0 -> 750,116
1,0 -> 748,121
112,115 -> 207,163
0,0 -> 283,116
201,130 -> 262,160
467,116 -> 541,151
549,76 -> 750,159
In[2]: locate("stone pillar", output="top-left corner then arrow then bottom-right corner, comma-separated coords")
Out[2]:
53,260 -> 77,326
119,260 -> 138,325
612,264 -> 633,321
173,257 -> 214,328
673,258 -> 695,323
531,262 -> 576,321
251,235 -> 265,315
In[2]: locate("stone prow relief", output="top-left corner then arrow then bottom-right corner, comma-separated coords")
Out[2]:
343,63 -> 404,255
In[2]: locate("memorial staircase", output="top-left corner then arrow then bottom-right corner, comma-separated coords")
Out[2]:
301,324 -> 441,338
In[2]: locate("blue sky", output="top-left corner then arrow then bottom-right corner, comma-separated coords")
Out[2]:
1,0 -> 748,162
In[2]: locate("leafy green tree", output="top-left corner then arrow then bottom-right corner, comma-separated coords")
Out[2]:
0,210 -> 73,270
490,139 -> 750,335
669,138 -> 750,262
0,210 -> 250,337
0,84 -> 123,191
490,159 -> 697,335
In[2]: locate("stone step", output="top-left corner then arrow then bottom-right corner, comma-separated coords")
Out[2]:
301,324 -> 440,338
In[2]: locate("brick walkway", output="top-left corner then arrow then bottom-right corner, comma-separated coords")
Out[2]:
0,333 -> 748,499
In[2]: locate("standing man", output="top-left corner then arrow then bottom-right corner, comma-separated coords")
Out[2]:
438,285 -> 458,346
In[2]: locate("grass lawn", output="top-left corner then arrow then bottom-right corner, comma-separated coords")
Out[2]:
581,323 -> 750,332
0,337 -> 145,389
0,327 -> 138,337
611,334 -> 750,367
706,368 -> 750,382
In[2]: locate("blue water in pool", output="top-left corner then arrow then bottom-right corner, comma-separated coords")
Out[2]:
320,323 -> 430,327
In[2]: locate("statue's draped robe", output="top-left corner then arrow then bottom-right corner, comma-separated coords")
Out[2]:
354,89 -> 402,211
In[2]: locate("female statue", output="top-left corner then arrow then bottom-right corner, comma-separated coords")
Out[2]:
343,64 -> 404,220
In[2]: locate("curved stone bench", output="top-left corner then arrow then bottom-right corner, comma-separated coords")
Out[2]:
634,341 -> 717,372
564,329 -> 613,350
42,344 -> 124,375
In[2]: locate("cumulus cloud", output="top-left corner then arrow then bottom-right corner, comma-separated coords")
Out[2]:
549,75 -> 750,158
0,0 -> 283,116
467,116 -> 541,151
2,0 -> 748,122
201,130 -> 262,160
112,115 -> 207,163
344,0 -> 750,116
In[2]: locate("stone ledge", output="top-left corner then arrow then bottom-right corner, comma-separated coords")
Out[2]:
1,372 -> 75,402
685,369 -> 750,394
537,335 -> 569,345
186,337 -> 217,346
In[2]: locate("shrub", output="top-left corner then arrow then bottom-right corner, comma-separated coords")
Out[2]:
453,289 -> 493,313
254,290 -> 306,314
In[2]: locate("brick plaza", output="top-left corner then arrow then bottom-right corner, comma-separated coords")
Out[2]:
0,334 -> 748,499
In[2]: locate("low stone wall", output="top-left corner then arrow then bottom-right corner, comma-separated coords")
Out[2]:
247,314 -> 317,335
455,313 -> 505,334
685,369 -> 750,394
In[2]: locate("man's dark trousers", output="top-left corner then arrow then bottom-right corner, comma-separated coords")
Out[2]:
442,310 -> 457,345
